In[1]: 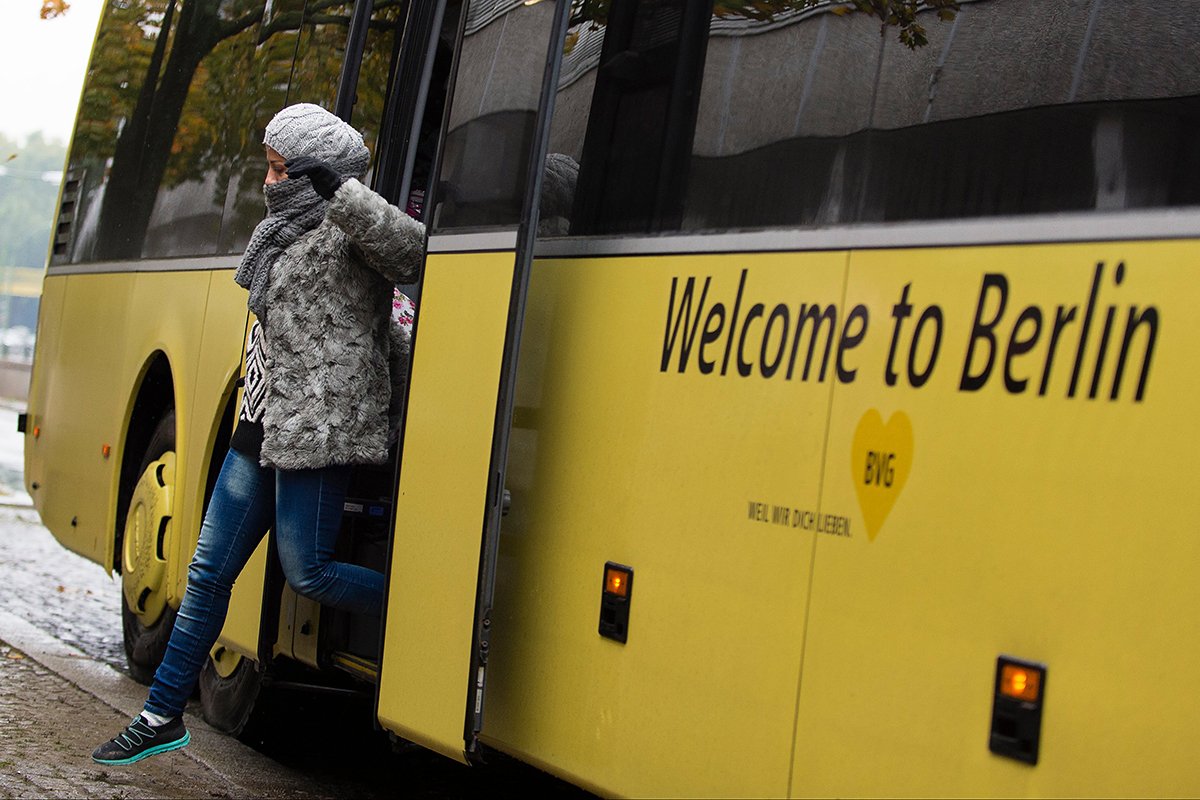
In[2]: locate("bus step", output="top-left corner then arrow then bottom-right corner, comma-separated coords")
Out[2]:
329,650 -> 379,683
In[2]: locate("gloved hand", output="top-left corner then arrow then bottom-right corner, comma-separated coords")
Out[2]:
285,156 -> 347,200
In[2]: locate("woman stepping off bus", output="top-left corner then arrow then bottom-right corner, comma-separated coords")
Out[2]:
92,103 -> 424,765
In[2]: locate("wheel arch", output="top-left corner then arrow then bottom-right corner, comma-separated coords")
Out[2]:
115,353 -> 240,680
113,351 -> 176,573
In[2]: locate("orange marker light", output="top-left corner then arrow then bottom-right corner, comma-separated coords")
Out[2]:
604,566 -> 630,598
1000,663 -> 1041,703
599,562 -> 634,643
101,444 -> 111,458
32,426 -> 40,439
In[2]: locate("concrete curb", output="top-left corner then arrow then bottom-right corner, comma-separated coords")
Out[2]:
0,609 -> 328,799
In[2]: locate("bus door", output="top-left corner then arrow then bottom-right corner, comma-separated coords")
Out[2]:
214,0 -> 434,672
376,0 -> 571,763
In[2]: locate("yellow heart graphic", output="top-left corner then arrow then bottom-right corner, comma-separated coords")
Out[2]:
851,410 -> 914,541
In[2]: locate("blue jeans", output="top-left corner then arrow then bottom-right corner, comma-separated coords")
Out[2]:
145,448 -> 384,717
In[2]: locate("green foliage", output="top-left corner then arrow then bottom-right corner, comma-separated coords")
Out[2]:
829,0 -> 959,48
0,133 -> 67,269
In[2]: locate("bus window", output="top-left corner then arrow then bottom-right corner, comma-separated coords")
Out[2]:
287,0 -> 407,168
548,0 -> 712,235
347,1 -> 408,171
137,0 -> 276,259
540,0 -> 1200,237
286,2 -> 351,113
218,0 -> 309,254
64,0 -> 276,262
220,0 -> 408,254
370,7 -> 455,219
430,0 -> 559,232
60,0 -> 165,262
62,0 -> 223,260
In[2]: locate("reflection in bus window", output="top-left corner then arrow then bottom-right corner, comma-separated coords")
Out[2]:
61,0 -> 411,263
541,0 -> 1200,236
287,0 -> 410,151
66,1 -> 220,260
138,0 -> 270,259
218,0 -> 308,254
221,0 -> 408,253
431,0 -> 560,233
349,1 -> 408,170
287,2 -> 352,119
63,0 -> 310,262
64,0 -> 286,262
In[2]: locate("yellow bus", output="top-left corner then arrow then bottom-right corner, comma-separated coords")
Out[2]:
25,0 -> 1200,795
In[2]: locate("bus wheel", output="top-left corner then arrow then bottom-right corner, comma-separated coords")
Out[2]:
199,646 -> 263,735
120,411 -> 178,685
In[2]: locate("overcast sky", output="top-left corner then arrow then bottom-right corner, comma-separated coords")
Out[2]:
1,0 -> 106,144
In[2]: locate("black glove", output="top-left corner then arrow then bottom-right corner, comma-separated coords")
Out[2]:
285,156 -> 346,200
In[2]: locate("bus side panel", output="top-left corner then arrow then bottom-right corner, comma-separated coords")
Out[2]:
796,241 -> 1200,796
25,272 -> 134,565
124,270 -> 213,594
24,274 -> 67,516
479,252 -> 844,798
377,251 -> 516,763
169,271 -> 247,603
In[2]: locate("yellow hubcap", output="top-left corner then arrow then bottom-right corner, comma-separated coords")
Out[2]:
121,451 -> 175,626
209,645 -> 244,679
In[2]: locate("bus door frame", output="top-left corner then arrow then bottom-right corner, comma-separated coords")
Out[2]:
219,0 -> 394,671
460,0 -> 573,751
359,0 -> 451,716
230,0 -> 445,672
375,0 -> 572,761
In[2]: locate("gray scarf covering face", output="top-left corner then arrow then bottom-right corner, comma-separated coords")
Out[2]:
234,177 -> 328,321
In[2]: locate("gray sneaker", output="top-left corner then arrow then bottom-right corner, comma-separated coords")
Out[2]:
92,714 -> 190,765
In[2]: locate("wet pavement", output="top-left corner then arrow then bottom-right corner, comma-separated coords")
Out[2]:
0,610 -> 333,799
0,400 -> 595,799
0,504 -> 126,677
0,476 -> 370,798
0,502 -> 593,799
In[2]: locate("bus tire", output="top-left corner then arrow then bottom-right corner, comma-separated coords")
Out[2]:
199,647 -> 262,735
120,410 -> 178,685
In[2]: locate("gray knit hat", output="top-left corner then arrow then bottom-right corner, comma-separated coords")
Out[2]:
263,103 -> 370,178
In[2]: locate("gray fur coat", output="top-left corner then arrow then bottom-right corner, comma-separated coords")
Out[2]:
258,178 -> 423,470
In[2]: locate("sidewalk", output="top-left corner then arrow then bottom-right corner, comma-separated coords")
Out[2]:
0,406 -> 299,798
0,610 -> 333,800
